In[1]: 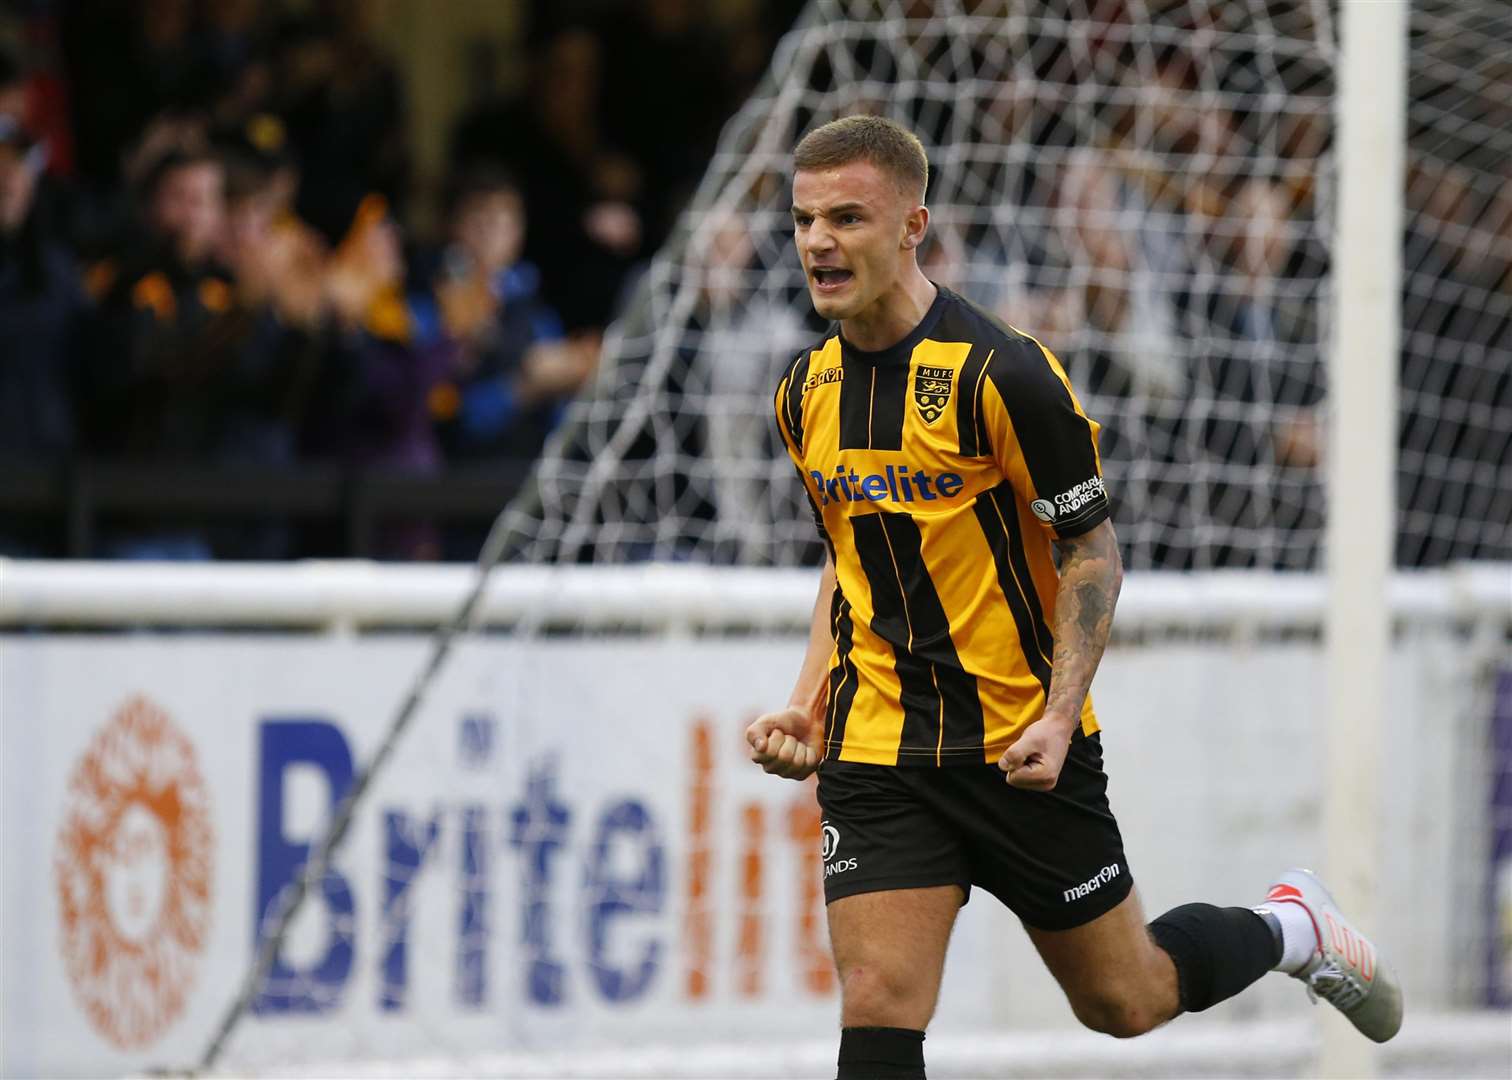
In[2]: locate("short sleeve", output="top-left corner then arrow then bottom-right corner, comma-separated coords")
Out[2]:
774,350 -> 832,552
980,336 -> 1110,539
773,349 -> 809,462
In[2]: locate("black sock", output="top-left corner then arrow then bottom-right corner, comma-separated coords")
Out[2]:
836,1026 -> 926,1079
1148,903 -> 1281,1013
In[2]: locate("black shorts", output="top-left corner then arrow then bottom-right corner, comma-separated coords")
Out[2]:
815,731 -> 1132,931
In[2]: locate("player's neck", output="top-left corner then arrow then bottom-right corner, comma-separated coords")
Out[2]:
840,267 -> 938,353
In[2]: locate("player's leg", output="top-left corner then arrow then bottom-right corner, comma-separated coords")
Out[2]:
945,732 -> 1277,1035
1023,889 -> 1178,1037
828,884 -> 964,1078
1025,888 -> 1276,1037
1029,872 -> 1404,1042
817,761 -> 972,1080
1002,728 -> 1402,1041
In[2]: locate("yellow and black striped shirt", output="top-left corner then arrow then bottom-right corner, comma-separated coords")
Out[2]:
774,286 -> 1110,767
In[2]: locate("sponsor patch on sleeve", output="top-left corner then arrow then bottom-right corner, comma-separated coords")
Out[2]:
1032,476 -> 1107,528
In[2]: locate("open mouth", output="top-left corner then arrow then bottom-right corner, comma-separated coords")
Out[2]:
811,267 -> 854,291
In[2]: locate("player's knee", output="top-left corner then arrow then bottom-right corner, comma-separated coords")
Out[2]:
839,961 -> 928,1025
1069,988 -> 1164,1039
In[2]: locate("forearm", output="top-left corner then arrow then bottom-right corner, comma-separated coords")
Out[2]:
788,556 -> 838,717
1043,521 -> 1123,729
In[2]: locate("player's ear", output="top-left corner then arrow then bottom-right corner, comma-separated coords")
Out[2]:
901,204 -> 929,250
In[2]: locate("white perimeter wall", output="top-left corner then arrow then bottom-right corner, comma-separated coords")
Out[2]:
1,613 -> 1499,1077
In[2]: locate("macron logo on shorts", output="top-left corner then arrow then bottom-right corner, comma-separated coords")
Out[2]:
1063,862 -> 1120,903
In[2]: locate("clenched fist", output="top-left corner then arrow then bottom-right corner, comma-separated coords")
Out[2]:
746,705 -> 824,780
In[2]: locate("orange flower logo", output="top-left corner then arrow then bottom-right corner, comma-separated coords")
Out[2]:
55,696 -> 214,1049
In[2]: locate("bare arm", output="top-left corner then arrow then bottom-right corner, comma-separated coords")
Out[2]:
1043,518 -> 1123,728
788,555 -> 837,719
748,555 -> 836,779
1000,519 -> 1123,788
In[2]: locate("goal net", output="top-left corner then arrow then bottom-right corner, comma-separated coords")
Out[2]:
503,0 -> 1510,572
169,1 -> 1511,1077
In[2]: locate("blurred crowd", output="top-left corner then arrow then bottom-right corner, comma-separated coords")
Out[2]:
965,39 -> 1337,571
881,25 -> 1508,569
2,0 -> 1506,568
654,11 -> 1508,571
0,0 -> 797,559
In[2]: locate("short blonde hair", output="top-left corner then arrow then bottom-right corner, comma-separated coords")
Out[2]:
793,115 -> 928,203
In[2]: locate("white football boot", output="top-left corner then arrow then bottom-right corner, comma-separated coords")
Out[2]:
1263,869 -> 1403,1042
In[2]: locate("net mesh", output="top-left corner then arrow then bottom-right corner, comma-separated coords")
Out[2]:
502,0 -> 1511,571
1400,3 -> 1512,565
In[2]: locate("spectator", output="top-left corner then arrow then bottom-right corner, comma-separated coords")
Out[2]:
1033,151 -> 1185,399
0,111 -> 85,556
80,136 -> 333,558
451,25 -> 642,330
77,143 -> 227,557
208,131 -> 332,557
303,194 -> 454,559
1398,159 -> 1512,565
0,34 -> 93,255
214,115 -> 326,334
81,146 -> 225,432
1017,151 -> 1196,568
684,209 -> 814,562
1194,177 -> 1324,569
415,168 -> 598,466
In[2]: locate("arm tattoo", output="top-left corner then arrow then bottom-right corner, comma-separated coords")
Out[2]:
1073,578 -> 1109,641
1043,523 -> 1123,725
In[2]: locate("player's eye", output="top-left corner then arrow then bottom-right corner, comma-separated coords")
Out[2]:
794,215 -> 812,228
839,214 -> 861,225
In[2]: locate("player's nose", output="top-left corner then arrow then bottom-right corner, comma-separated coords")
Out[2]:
803,225 -> 836,257
806,216 -> 837,245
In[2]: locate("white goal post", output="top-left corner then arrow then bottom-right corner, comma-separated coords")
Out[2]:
1324,1 -> 1408,1076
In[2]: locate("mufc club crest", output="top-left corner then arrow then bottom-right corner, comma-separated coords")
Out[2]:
913,365 -> 954,425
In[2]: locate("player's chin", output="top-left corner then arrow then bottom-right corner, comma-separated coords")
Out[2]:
807,288 -> 857,320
